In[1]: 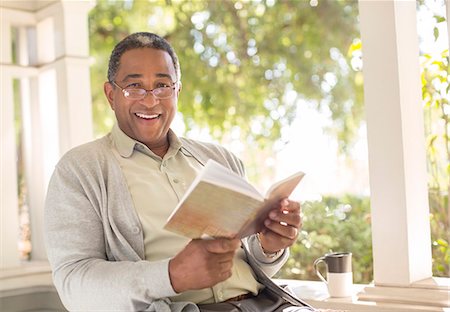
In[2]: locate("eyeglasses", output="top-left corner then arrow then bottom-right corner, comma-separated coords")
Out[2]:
112,81 -> 178,100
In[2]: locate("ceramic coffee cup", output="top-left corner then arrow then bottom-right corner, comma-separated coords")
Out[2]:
313,252 -> 353,297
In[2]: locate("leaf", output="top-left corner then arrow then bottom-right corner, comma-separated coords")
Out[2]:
347,39 -> 361,56
433,27 -> 439,41
434,16 -> 446,23
436,238 -> 449,247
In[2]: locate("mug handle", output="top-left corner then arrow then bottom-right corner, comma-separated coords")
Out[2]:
313,256 -> 328,284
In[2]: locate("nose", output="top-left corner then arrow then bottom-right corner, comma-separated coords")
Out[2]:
140,91 -> 159,106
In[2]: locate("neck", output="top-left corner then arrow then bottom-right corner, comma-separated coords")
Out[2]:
150,144 -> 169,158
146,137 -> 170,158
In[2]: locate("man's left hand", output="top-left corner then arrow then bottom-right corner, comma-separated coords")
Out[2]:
258,198 -> 302,254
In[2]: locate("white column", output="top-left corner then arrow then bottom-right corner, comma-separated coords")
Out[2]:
1,0 -> 94,263
359,0 -> 432,286
22,74 -> 49,261
54,57 -> 93,154
0,9 -> 20,268
1,10 -> 20,268
1,5 -> 39,267
0,73 -> 21,268
447,0 -> 450,49
23,0 -> 94,261
56,0 -> 94,155
37,0 -> 94,156
0,17 -> 12,64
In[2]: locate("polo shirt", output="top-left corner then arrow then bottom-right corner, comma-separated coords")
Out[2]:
111,124 -> 263,304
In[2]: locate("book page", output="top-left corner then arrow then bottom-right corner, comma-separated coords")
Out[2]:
164,181 -> 263,239
265,171 -> 305,200
201,160 -> 263,201
164,160 -> 305,239
166,160 -> 264,224
238,171 -> 305,237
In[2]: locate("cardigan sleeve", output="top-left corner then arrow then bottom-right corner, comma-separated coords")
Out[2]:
44,149 -> 196,311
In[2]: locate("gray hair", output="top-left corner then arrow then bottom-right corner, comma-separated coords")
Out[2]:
107,32 -> 181,82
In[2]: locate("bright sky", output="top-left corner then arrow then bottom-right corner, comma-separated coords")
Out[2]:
275,104 -> 369,202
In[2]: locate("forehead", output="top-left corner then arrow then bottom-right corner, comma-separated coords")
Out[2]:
117,48 -> 176,79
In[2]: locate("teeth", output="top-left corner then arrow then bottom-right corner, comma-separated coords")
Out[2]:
135,113 -> 159,119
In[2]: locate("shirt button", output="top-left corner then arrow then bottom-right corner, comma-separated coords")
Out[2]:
217,290 -> 223,300
162,162 -> 167,167
131,226 -> 140,234
173,178 -> 179,183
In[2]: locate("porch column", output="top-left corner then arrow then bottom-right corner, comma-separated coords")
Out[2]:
27,0 -> 95,260
359,0 -> 432,286
0,8 -> 32,268
1,61 -> 21,268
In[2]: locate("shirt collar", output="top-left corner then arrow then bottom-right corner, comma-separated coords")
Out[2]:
111,123 -> 183,159
166,129 -> 183,157
111,123 -> 135,158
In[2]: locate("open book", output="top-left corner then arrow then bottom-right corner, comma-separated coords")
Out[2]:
164,159 -> 305,239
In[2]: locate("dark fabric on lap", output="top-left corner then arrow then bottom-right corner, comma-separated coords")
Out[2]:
197,288 -> 314,312
241,242 -> 315,310
198,242 -> 317,311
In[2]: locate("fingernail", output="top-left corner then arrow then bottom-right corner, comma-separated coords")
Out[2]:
270,211 -> 277,219
282,199 -> 289,206
265,219 -> 271,226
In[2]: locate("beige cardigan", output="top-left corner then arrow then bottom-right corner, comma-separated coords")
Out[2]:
44,132 -> 288,312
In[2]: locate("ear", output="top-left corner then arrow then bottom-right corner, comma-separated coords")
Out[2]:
104,81 -> 115,110
176,81 -> 182,97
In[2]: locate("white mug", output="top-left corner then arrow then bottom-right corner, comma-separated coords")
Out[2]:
313,252 -> 353,297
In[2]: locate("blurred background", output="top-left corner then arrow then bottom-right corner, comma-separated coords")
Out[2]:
6,0 -> 449,285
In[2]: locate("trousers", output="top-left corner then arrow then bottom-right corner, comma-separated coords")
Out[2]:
197,287 -> 315,312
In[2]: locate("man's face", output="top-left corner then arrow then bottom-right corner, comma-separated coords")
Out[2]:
104,48 -> 180,150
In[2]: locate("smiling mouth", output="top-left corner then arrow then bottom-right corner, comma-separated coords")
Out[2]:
135,112 -> 161,120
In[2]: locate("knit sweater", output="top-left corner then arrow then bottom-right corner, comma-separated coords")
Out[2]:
44,133 -> 288,311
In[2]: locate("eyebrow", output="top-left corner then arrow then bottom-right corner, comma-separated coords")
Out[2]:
122,73 -> 174,82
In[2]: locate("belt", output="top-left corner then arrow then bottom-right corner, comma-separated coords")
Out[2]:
225,292 -> 254,302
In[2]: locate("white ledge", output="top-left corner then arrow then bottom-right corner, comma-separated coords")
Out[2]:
0,261 -> 66,311
1,264 -> 449,312
358,278 -> 450,309
276,278 -> 450,312
0,261 -> 55,296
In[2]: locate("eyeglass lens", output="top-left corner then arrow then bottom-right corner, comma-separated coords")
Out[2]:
125,86 -> 174,100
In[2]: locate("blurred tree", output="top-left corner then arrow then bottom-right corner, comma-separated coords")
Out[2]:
89,0 -> 362,155
278,195 -> 373,283
417,0 -> 449,277
87,0 -> 448,281
421,34 -> 449,278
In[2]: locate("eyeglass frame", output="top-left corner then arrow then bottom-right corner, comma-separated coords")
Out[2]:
111,80 -> 179,100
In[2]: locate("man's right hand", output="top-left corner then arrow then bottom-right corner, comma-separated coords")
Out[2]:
168,238 -> 241,293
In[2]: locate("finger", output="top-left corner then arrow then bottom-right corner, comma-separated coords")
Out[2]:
268,209 -> 301,227
205,238 -> 240,254
280,199 -> 301,213
218,258 -> 234,272
261,230 -> 295,249
264,220 -> 299,239
218,270 -> 232,280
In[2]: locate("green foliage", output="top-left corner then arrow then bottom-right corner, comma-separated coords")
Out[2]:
88,0 -> 449,281
89,0 -> 363,153
277,195 -> 373,284
419,0 -> 449,277
429,191 -> 449,276
421,47 -> 450,277
89,1 -> 132,136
